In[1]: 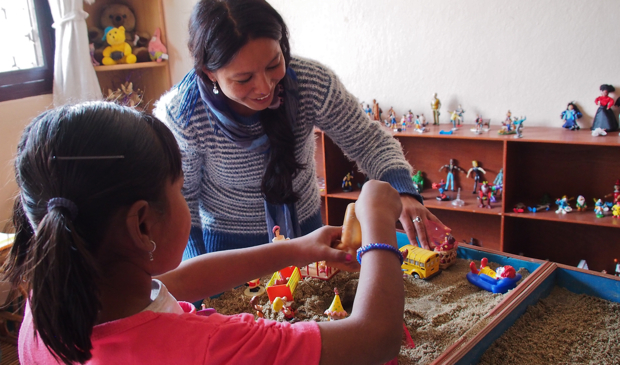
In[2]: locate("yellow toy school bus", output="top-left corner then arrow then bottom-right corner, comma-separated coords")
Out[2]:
399,244 -> 441,279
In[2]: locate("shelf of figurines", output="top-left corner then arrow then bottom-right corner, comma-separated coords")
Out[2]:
386,123 -> 620,145
94,61 -> 169,72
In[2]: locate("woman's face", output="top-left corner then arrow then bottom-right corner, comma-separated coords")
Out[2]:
206,38 -> 286,116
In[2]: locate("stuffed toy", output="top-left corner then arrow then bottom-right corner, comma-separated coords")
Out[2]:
148,28 -> 168,62
102,26 -> 137,65
88,4 -> 150,64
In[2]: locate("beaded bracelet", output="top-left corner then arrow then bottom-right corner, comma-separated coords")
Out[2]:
356,243 -> 404,265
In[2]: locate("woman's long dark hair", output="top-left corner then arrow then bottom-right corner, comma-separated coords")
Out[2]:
3,102 -> 182,364
188,0 -> 303,205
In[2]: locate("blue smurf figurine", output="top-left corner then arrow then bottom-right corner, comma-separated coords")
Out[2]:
555,195 -> 572,214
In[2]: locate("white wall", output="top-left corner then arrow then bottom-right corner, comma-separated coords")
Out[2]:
163,0 -> 620,127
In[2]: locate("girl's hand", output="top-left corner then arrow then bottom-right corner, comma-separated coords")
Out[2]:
292,226 -> 360,271
399,195 -> 451,250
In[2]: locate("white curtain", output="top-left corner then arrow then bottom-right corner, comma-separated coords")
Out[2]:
48,0 -> 101,106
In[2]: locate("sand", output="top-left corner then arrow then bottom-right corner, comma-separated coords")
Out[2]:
203,258 -> 529,364
478,286 -> 620,364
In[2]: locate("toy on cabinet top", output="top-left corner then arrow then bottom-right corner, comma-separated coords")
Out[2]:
399,245 -> 441,279
472,115 -> 484,134
449,104 -> 465,130
414,114 -> 427,133
371,99 -> 382,121
400,115 -> 408,130
88,4 -> 150,64
498,111 -> 517,135
575,195 -> 587,211
363,104 -> 372,119
431,179 -> 449,201
592,84 -> 619,132
555,195 -> 573,214
412,171 -> 424,193
431,93 -> 441,125
101,26 -> 137,65
513,116 -> 526,138
148,28 -> 169,62
561,102 -> 583,130
467,258 -> 521,294
438,159 -> 466,192
466,160 -> 486,194
406,110 -> 414,125
477,181 -> 492,209
342,171 -> 354,192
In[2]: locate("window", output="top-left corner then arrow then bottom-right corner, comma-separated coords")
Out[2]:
0,0 -> 54,102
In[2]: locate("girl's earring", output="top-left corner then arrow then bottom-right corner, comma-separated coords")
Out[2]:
212,81 -> 219,95
149,240 -> 157,261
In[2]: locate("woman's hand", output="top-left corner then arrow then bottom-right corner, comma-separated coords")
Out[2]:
292,226 -> 360,272
399,195 -> 451,250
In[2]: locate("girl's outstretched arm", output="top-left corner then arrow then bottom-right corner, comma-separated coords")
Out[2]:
157,226 -> 354,302
318,180 -> 405,365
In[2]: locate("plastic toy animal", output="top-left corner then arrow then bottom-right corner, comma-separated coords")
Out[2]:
466,258 -> 522,294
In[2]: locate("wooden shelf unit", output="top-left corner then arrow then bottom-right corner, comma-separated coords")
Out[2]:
83,0 -> 171,112
315,124 -> 620,273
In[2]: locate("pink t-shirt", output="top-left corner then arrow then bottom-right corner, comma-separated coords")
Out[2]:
19,301 -> 321,364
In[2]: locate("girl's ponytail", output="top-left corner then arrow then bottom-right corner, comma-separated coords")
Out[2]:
29,205 -> 100,364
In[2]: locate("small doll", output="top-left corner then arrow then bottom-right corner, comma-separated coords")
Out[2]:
591,84 -> 619,132
561,102 -> 583,130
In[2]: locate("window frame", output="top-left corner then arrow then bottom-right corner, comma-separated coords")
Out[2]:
0,0 -> 54,102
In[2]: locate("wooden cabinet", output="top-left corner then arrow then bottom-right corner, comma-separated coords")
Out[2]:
316,125 -> 620,273
83,0 -> 171,112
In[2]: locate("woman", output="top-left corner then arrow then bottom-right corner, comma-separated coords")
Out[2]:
154,0 -> 446,259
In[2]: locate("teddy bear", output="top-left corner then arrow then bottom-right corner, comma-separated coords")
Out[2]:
88,4 -> 150,64
102,26 -> 137,65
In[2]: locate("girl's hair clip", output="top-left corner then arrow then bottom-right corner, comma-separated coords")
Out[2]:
52,155 -> 125,160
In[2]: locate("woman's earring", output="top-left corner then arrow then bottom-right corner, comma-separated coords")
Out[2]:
212,81 -> 219,95
149,240 -> 157,261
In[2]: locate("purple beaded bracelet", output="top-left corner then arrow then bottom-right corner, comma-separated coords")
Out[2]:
356,243 -> 404,265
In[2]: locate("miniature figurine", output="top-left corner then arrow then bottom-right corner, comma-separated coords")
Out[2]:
406,110 -> 414,125
387,106 -> 395,118
604,179 -> 620,203
513,116 -> 526,138
615,259 -> 620,277
438,130 -> 454,135
527,203 -> 550,212
491,169 -> 503,201
439,159 -> 466,191
513,203 -> 526,213
466,257 -> 522,294
592,84 -> 619,132
148,28 -> 169,62
561,102 -> 583,130
498,111 -> 518,135
454,104 -> 465,125
449,110 -> 460,130
431,179 -> 449,201
592,127 -> 607,137
451,187 -> 464,207
244,278 -> 266,297
249,296 -> 265,318
324,288 -> 347,321
364,103 -> 372,119
414,114 -> 427,133
434,233 -> 457,269
342,171 -> 353,192
412,170 -> 424,193
272,225 -> 289,242
554,195 -> 573,214
477,181 -> 492,209
272,296 -> 296,322
493,168 -> 503,188
613,202 -> 620,219
593,199 -> 609,218
575,195 -> 587,211
401,114 -> 408,130
466,160 -> 486,194
472,114 -> 484,134
431,93 -> 441,125
371,99 -> 382,121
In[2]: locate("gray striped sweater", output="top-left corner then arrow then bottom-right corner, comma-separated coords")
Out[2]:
154,56 -> 419,254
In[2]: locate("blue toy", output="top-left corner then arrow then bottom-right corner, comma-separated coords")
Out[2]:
439,130 -> 454,135
466,258 -> 522,294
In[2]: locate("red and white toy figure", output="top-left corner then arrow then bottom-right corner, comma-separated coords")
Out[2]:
272,225 -> 289,242
575,195 -> 587,211
244,277 -> 265,297
605,179 -> 620,204
434,233 -> 457,269
249,296 -> 264,318
467,258 -> 521,294
148,28 -> 168,62
477,181 -> 493,209
272,297 -> 296,322
324,288 -> 347,321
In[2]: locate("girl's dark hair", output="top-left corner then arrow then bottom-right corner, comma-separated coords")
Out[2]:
600,84 -> 615,93
188,0 -> 303,205
567,102 -> 582,114
3,102 -> 182,364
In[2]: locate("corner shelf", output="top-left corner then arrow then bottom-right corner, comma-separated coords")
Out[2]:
315,124 -> 620,273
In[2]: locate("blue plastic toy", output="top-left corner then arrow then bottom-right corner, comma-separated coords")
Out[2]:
466,258 -> 522,294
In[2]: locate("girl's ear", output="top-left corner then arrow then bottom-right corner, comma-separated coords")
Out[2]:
202,67 -> 216,83
125,200 -> 154,254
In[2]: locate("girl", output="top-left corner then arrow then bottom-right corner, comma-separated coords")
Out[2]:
154,0 -> 447,257
6,102 -> 405,364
